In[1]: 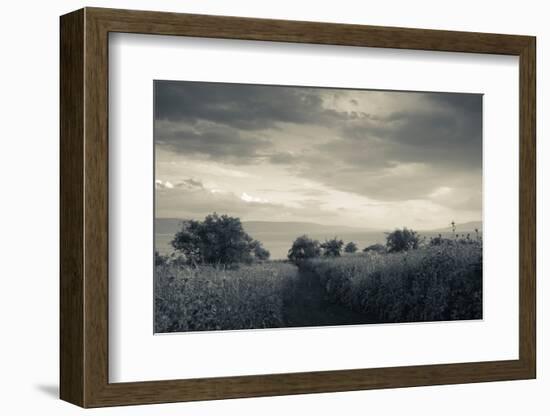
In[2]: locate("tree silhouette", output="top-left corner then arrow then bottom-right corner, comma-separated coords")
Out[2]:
385,228 -> 421,253
171,213 -> 269,265
344,241 -> 358,253
363,243 -> 386,254
287,235 -> 321,263
321,237 -> 344,257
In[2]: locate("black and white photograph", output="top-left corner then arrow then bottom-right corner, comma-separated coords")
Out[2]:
154,80 -> 483,333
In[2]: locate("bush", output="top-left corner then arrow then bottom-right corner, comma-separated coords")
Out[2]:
155,250 -> 168,266
431,232 -> 481,246
363,243 -> 386,254
344,241 -> 358,253
171,213 -> 269,265
386,227 -> 421,252
429,234 -> 453,246
301,242 -> 482,323
321,237 -> 344,257
252,240 -> 270,261
288,235 -> 321,262
155,262 -> 298,332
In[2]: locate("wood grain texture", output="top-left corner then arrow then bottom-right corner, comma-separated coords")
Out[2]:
59,8 -> 84,407
518,38 -> 536,375
89,7 -> 532,54
83,11 -> 110,406
59,7 -> 537,408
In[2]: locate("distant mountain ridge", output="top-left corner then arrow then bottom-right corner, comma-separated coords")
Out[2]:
243,221 -> 375,235
428,221 -> 482,233
156,218 -> 482,236
155,218 -> 376,236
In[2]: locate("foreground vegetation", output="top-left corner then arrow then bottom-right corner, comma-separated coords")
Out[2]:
155,213 -> 482,332
155,259 -> 298,332
300,241 -> 482,323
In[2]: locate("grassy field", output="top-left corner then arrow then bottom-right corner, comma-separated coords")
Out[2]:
155,239 -> 482,332
301,241 -> 482,323
155,261 -> 299,332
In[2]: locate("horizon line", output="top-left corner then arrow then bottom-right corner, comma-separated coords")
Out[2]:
155,216 -> 483,232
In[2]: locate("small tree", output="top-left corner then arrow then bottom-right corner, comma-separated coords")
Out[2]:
171,213 -> 269,265
363,243 -> 386,254
321,237 -> 344,257
251,239 -> 270,261
344,241 -> 358,253
288,235 -> 321,263
385,228 -> 421,253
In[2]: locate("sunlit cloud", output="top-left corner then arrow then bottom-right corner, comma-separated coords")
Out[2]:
241,192 -> 270,204
155,179 -> 174,189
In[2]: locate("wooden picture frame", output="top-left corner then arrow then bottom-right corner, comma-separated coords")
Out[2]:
60,7 -> 536,408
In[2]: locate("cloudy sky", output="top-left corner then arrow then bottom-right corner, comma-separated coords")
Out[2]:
154,81 -> 482,230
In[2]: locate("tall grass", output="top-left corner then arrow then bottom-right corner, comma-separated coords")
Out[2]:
155,262 -> 299,332
302,241 -> 482,323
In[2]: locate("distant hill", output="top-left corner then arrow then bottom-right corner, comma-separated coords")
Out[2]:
156,218 -> 482,236
429,221 -> 482,233
242,221 -> 375,235
155,218 -> 376,236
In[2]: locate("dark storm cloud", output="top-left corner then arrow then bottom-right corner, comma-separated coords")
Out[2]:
155,80 -> 482,206
155,80 -> 346,131
296,92 -> 483,201
336,93 -> 482,169
427,92 -> 483,115
154,81 -> 352,163
155,120 -> 272,163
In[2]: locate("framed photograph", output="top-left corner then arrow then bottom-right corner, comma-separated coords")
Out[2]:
60,7 -> 536,407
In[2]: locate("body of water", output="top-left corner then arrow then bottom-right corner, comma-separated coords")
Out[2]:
156,230 -> 388,260
155,229 -> 479,260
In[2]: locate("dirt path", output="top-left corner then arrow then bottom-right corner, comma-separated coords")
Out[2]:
283,267 -> 373,328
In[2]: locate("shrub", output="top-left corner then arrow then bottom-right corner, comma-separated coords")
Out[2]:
363,243 -> 386,254
154,261 -> 298,332
155,250 -> 168,266
386,227 -> 421,252
171,213 -> 269,265
429,234 -> 453,246
252,240 -> 270,261
321,237 -> 344,257
288,235 -> 321,262
344,241 -> 358,253
302,241 -> 482,323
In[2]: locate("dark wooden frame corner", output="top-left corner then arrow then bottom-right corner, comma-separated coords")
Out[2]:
60,7 -> 536,408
